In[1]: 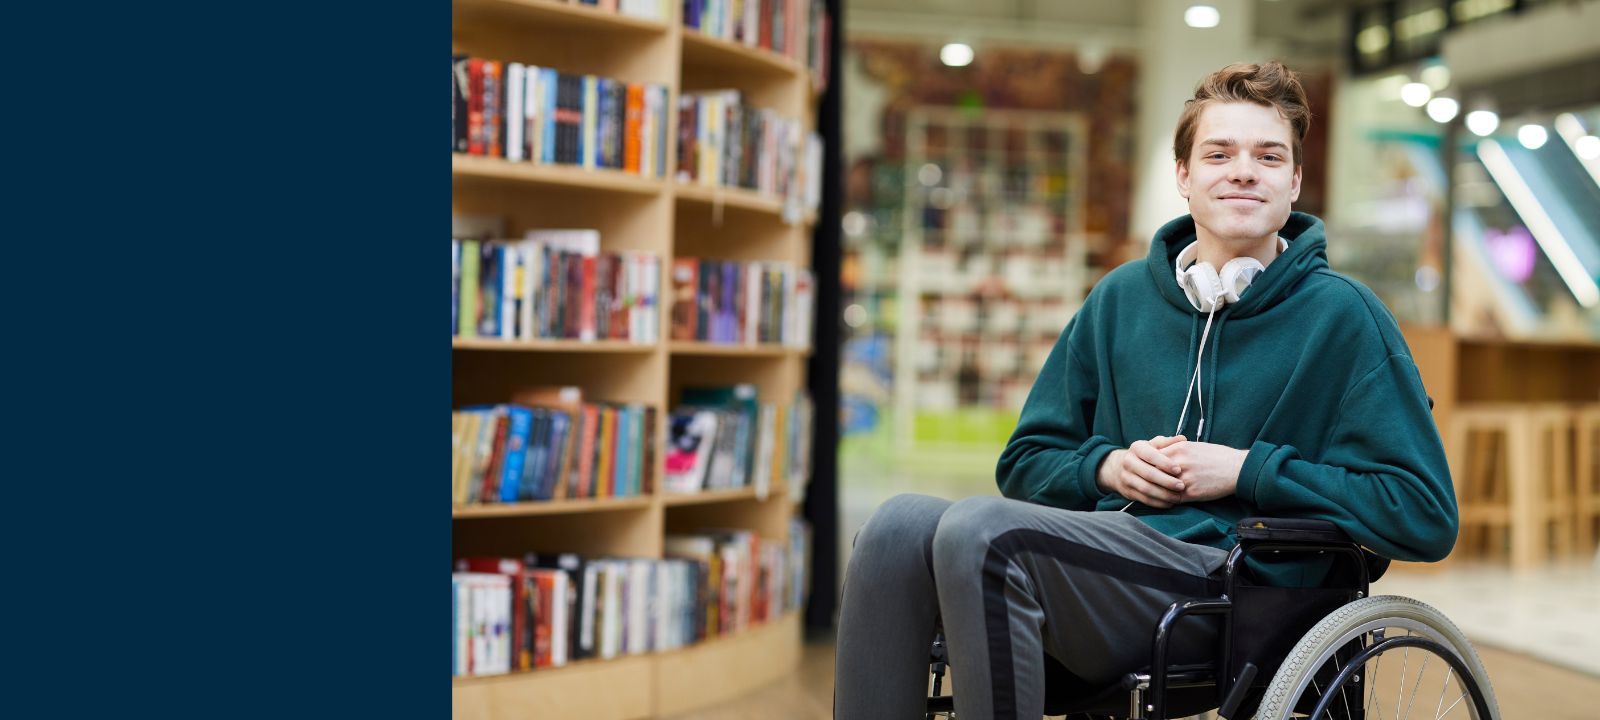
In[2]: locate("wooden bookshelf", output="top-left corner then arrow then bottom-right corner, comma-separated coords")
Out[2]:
661,486 -> 764,506
668,341 -> 802,357
451,337 -> 658,353
674,182 -> 786,216
450,1 -> 827,717
680,29 -> 807,79
452,496 -> 655,518
452,155 -> 666,195
453,0 -> 671,34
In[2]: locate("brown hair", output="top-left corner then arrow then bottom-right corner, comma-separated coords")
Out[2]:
1173,61 -> 1311,168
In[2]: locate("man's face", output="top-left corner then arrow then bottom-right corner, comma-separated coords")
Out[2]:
1176,101 -> 1302,245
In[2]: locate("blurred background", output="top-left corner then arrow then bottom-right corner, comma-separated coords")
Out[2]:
825,0 -> 1600,716
449,0 -> 1600,716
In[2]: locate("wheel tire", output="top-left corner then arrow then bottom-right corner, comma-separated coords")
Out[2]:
1254,595 -> 1499,720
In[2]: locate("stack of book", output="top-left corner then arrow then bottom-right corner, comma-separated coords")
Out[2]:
451,55 -> 670,178
452,229 -> 660,343
451,387 -> 657,506
664,385 -> 813,497
681,0 -> 831,90
451,572 -> 513,677
675,90 -> 824,220
669,258 -> 813,347
449,519 -> 810,677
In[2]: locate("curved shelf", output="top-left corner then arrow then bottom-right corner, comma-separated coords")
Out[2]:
452,496 -> 654,518
654,612 -> 802,715
675,183 -> 818,226
452,0 -> 670,33
669,341 -> 806,357
680,30 -> 807,80
452,653 -> 653,718
452,155 -> 666,195
452,337 -> 659,353
663,486 -> 766,506
451,614 -> 800,718
675,182 -> 786,215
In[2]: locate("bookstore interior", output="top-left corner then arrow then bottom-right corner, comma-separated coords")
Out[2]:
452,0 -> 1600,717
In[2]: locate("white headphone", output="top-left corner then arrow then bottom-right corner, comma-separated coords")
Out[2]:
1173,236 -> 1287,312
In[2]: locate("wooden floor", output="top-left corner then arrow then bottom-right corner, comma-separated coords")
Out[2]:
661,635 -> 1600,719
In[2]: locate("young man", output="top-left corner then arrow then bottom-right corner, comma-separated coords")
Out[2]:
833,62 -> 1457,719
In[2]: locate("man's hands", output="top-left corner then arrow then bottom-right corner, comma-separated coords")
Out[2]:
1098,435 -> 1187,508
1097,436 -> 1247,508
1161,439 -> 1247,503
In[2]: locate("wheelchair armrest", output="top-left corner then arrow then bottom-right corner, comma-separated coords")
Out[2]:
1237,517 -> 1351,545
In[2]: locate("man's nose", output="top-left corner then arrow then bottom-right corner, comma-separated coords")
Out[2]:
1228,158 -> 1258,183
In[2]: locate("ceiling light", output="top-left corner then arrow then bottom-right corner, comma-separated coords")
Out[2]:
940,43 -> 973,67
1185,5 -> 1220,28
1517,124 -> 1548,150
1400,82 -> 1432,107
1426,97 -> 1459,123
1465,110 -> 1499,137
1420,65 -> 1451,91
1577,135 -> 1600,160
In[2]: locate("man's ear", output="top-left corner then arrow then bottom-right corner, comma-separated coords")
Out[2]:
1289,163 -> 1302,203
1176,160 -> 1190,199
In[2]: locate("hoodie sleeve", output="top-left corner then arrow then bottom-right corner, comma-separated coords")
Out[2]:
1235,354 -> 1458,562
995,317 -> 1115,510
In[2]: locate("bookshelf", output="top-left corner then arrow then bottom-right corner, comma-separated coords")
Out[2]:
891,107 -> 1091,452
451,0 -> 829,717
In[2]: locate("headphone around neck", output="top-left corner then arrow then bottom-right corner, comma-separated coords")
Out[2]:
1173,236 -> 1288,312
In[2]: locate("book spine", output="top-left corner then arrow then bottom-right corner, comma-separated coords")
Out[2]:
468,59 -> 485,155
580,254 -> 597,342
453,55 -> 470,153
581,75 -> 598,170
451,240 -> 461,336
484,60 -> 502,158
624,83 -> 643,174
506,63 -> 525,162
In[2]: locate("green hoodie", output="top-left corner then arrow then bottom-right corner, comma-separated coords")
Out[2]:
997,212 -> 1457,564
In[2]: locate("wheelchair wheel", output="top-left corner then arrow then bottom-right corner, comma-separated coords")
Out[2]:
1254,596 -> 1499,720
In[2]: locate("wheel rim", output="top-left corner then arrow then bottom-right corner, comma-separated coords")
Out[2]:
1278,620 -> 1486,720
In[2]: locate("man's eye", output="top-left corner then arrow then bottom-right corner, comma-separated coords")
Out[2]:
1207,153 -> 1227,160
1261,154 -> 1282,162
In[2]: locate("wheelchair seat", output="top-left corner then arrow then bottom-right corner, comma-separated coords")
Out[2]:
926,517 -> 1500,720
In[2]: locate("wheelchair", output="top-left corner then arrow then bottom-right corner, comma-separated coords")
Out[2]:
925,517 -> 1499,719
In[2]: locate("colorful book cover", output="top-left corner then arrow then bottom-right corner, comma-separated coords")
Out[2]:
468,59 -> 485,155
597,406 -> 615,497
453,55 -> 470,153
483,60 -> 502,158
477,243 -> 501,338
499,405 -> 535,502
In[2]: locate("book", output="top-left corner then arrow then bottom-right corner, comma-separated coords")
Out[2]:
665,408 -> 719,493
681,385 -> 760,490
453,55 -> 470,153
484,60 -> 502,158
506,63 -> 525,162
468,59 -> 485,155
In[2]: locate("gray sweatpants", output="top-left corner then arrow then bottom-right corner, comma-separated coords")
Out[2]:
834,494 -> 1229,720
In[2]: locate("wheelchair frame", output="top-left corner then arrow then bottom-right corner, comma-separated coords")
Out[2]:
927,517 -> 1496,720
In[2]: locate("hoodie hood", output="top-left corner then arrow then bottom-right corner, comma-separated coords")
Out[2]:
1146,211 -> 1328,318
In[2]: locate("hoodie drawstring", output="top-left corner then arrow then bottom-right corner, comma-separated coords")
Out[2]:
1176,300 -> 1221,441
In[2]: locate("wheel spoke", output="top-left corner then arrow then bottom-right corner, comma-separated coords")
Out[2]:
1313,678 -> 1331,719
1396,636 -> 1411,720
1434,668 -> 1454,719
1402,654 -> 1431,719
1439,691 -> 1468,717
1335,652 -> 1353,720
1367,642 -> 1385,716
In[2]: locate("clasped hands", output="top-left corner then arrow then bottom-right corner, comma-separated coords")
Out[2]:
1096,435 -> 1246,508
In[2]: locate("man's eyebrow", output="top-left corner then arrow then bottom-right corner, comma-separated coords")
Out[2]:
1199,137 -> 1289,151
